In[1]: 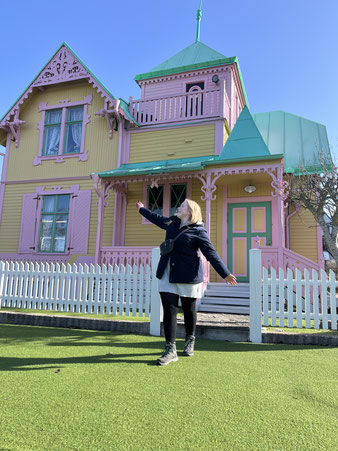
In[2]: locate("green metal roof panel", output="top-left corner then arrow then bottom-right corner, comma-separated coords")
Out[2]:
135,41 -> 229,80
252,111 -> 332,173
218,106 -> 272,161
94,155 -> 217,178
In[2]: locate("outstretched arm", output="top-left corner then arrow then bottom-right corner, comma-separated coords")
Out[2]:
136,201 -> 171,230
198,229 -> 237,285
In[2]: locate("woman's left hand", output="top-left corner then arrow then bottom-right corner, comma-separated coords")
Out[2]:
225,274 -> 237,286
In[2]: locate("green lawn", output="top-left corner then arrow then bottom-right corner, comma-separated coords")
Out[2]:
0,325 -> 337,451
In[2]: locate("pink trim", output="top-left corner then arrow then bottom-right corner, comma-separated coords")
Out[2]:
33,185 -> 81,255
142,179 -> 192,225
252,236 -> 266,249
251,207 -> 266,233
1,44 -> 134,143
222,185 -> 228,266
232,237 -> 247,277
100,246 -> 153,267
34,95 -> 92,166
117,119 -> 124,168
232,207 -> 247,233
4,176 -> 90,184
0,133 -> 11,223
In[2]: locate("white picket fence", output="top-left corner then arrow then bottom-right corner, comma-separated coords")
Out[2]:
250,249 -> 338,343
0,248 -> 163,336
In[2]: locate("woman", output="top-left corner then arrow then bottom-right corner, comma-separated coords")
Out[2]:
136,199 -> 237,366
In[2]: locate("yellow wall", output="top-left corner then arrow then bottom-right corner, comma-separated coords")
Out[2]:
128,124 -> 215,163
6,81 -> 119,182
289,207 -> 318,263
0,180 -> 115,258
122,178 -> 223,282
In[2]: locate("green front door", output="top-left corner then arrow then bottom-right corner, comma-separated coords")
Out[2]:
227,202 -> 272,282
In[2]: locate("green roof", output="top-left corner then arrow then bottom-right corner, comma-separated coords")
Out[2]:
134,41 -> 249,106
93,155 -> 217,178
218,106 -> 278,162
252,111 -> 332,173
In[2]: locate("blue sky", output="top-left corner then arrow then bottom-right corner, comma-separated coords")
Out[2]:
0,0 -> 337,177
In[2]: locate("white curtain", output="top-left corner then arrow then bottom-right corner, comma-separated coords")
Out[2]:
44,110 -> 62,155
70,108 -> 83,151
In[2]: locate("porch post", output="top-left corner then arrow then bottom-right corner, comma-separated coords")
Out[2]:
93,175 -> 105,265
205,172 -> 212,236
249,249 -> 262,343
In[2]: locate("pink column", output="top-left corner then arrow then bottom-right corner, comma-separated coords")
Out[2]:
93,176 -> 105,265
205,173 -> 211,236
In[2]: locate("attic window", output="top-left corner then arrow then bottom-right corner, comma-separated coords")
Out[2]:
34,95 -> 92,166
186,82 -> 204,92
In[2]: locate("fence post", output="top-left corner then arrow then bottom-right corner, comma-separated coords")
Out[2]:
150,248 -> 162,336
0,261 -> 4,309
250,249 -> 262,343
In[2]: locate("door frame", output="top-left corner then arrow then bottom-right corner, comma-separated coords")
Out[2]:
227,201 -> 272,282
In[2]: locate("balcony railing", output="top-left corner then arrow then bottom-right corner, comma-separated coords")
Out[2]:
129,85 -> 230,126
100,246 -> 153,268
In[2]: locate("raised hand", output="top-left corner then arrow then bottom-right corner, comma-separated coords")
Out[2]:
136,201 -> 144,210
225,274 -> 237,286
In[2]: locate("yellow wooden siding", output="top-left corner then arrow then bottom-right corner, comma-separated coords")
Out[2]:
6,81 -> 119,182
128,124 -> 215,163
289,207 -> 318,263
227,181 -> 272,198
0,180 -> 113,257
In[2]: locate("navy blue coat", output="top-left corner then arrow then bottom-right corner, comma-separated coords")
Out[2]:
139,207 -> 230,283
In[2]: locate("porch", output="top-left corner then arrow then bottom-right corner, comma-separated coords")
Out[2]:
93,159 -> 323,299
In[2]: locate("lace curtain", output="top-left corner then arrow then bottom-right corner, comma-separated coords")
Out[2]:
44,110 -> 62,155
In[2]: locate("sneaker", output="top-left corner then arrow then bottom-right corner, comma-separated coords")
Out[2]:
183,335 -> 195,356
157,342 -> 178,366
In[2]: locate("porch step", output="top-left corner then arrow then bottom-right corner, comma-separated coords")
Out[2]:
199,283 -> 250,315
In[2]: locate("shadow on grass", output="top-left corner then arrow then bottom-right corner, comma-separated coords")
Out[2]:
0,352 -> 163,371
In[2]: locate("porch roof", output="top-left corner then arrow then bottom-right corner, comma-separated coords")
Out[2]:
94,155 -> 217,178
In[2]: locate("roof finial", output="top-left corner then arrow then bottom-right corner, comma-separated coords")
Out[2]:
195,0 -> 203,43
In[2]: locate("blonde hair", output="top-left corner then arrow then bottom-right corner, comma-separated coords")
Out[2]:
185,199 -> 203,224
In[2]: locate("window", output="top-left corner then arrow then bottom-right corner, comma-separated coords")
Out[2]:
39,194 -> 70,253
43,106 -> 84,156
64,107 -> 84,154
43,110 -> 62,156
35,95 -> 92,166
147,185 -> 164,215
144,182 -> 189,223
170,184 -> 187,216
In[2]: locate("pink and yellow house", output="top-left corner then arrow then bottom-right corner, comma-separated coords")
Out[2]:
0,19 -> 332,283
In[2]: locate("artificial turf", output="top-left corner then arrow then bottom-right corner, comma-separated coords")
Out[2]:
0,325 -> 337,450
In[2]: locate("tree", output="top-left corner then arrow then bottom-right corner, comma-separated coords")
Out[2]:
287,156 -> 338,268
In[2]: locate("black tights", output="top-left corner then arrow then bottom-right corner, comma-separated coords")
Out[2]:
160,292 -> 197,343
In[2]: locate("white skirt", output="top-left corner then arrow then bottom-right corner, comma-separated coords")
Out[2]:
158,259 -> 204,298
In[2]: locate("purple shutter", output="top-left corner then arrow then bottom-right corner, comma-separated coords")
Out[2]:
69,190 -> 92,253
19,193 -> 39,253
